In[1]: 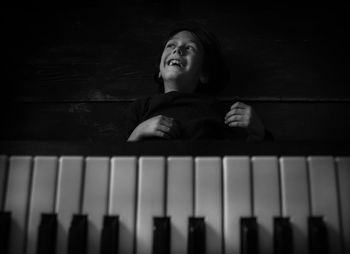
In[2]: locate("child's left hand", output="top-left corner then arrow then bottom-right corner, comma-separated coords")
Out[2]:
224,101 -> 265,141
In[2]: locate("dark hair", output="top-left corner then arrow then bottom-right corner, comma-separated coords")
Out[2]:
154,21 -> 230,95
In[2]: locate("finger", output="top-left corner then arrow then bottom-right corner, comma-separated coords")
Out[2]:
155,122 -> 172,139
227,108 -> 251,122
154,130 -> 171,139
225,108 -> 246,120
160,121 -> 181,138
161,115 -> 174,122
230,101 -> 247,110
159,116 -> 174,127
154,115 -> 173,124
224,115 -> 246,124
228,121 -> 248,127
157,124 -> 172,134
162,117 -> 182,137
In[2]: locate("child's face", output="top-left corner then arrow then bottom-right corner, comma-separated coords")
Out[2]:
159,30 -> 205,93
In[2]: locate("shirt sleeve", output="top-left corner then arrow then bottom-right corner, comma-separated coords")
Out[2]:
124,98 -> 147,140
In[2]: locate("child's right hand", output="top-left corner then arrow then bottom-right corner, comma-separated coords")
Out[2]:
127,115 -> 180,141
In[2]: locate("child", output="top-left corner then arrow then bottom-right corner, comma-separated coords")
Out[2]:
126,22 -> 269,142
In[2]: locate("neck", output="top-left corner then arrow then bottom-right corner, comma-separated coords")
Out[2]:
164,87 -> 179,93
163,80 -> 197,94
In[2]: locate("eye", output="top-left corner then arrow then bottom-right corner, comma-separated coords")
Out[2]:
186,45 -> 196,51
166,43 -> 176,49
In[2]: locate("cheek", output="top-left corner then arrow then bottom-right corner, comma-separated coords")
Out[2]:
159,59 -> 164,75
159,53 -> 167,70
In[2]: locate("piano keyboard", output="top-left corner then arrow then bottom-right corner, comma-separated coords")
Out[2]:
0,155 -> 349,254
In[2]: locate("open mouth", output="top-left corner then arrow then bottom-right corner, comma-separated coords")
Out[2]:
167,59 -> 184,68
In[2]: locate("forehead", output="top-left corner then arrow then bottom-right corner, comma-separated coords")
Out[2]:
168,30 -> 201,45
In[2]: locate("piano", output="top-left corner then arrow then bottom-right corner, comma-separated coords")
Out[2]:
0,141 -> 349,254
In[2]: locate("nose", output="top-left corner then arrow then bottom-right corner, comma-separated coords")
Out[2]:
173,45 -> 184,56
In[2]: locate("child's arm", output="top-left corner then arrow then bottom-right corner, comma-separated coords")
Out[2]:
128,115 -> 180,141
224,102 -> 266,142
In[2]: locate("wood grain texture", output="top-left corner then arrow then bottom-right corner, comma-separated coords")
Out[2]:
3,5 -> 348,101
2,4 -> 348,144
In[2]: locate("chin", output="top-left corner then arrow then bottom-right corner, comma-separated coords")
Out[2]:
163,73 -> 184,82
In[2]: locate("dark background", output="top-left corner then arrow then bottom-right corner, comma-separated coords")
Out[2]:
1,3 -> 349,146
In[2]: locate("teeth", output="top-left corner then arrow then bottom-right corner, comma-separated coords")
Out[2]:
169,59 -> 182,67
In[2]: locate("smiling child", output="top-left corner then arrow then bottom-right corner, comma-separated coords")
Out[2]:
126,22 -> 268,142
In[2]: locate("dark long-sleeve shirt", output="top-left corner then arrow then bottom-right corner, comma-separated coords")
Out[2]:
125,91 -> 262,141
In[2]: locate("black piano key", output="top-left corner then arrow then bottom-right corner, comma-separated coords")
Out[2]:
68,214 -> 88,254
100,215 -> 119,254
308,216 -> 329,254
274,217 -> 293,254
0,211 -> 11,254
152,217 -> 170,254
240,217 -> 258,254
36,213 -> 57,254
188,217 -> 205,254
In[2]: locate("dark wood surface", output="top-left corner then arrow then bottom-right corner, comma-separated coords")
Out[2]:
0,140 -> 348,156
2,4 -> 349,144
3,5 -> 348,101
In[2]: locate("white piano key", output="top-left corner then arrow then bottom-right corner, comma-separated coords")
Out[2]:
252,156 -> 280,254
308,156 -> 342,254
0,155 -> 7,209
223,156 -> 251,254
136,157 -> 166,254
82,157 -> 110,254
55,156 -> 84,254
27,156 -> 58,254
195,157 -> 222,254
4,156 -> 33,254
167,157 -> 194,254
336,157 -> 350,254
280,157 -> 309,254
109,157 -> 137,254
